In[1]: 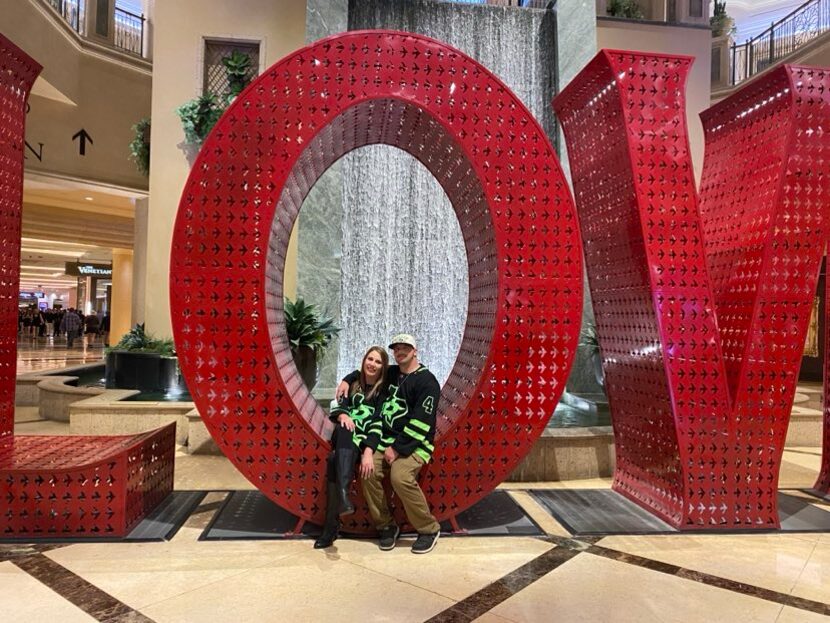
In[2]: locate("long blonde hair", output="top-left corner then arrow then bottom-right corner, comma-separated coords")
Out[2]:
353,346 -> 388,400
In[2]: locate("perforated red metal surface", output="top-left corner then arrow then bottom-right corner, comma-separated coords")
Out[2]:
555,52 -> 830,528
0,424 -> 175,538
0,34 -> 40,437
0,34 -> 175,539
170,30 -> 583,531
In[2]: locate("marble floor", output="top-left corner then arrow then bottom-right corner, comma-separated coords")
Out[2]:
5,343 -> 830,622
16,333 -> 106,373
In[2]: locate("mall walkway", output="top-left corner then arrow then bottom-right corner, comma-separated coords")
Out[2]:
4,343 -> 829,622
16,333 -> 105,374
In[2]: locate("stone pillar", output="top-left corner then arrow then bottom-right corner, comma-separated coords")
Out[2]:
110,248 -> 134,344
142,0 -> 154,60
132,198 -> 148,325
84,0 -> 116,46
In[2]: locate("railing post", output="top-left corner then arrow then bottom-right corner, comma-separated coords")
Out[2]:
748,40 -> 753,79
769,21 -> 775,66
731,43 -> 737,85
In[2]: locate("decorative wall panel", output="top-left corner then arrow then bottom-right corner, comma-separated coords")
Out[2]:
555,52 -> 830,528
170,30 -> 583,531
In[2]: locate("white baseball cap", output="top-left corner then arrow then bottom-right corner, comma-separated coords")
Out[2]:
388,333 -> 417,349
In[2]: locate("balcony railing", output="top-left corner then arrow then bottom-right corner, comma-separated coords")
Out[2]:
43,1 -> 145,58
46,0 -> 84,33
730,0 -> 830,85
114,7 -> 144,56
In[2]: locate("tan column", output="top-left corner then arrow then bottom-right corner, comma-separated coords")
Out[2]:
110,248 -> 134,344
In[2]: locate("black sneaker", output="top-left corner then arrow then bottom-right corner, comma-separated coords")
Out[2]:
378,524 -> 400,551
411,531 -> 440,554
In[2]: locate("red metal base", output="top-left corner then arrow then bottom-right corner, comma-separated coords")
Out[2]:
0,424 -> 175,538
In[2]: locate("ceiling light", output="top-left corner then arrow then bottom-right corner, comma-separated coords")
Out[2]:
19,265 -> 65,271
21,237 -> 96,248
84,196 -> 94,201
21,248 -> 85,258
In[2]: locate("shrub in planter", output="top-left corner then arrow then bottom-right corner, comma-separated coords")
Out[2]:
105,324 -> 177,391
607,0 -> 644,19
129,117 -> 150,176
710,0 -> 736,37
222,50 -> 253,103
175,94 -> 224,144
284,297 -> 340,390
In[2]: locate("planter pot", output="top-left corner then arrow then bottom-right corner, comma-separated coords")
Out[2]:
292,346 -> 318,391
591,350 -> 604,388
106,351 -> 179,392
178,140 -> 203,168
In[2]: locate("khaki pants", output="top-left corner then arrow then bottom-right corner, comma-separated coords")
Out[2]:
361,450 -> 440,534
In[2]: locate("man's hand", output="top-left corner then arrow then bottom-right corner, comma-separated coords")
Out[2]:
384,447 -> 399,464
359,448 -> 375,479
338,413 -> 355,432
335,381 -> 350,400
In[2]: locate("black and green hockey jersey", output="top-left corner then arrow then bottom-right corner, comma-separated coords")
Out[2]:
329,384 -> 384,451
343,365 -> 440,462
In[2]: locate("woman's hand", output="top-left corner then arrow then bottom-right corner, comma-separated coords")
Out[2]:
359,448 -> 374,479
335,381 -> 350,400
338,413 -> 355,432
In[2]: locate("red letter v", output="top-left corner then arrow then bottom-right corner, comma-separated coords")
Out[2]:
555,51 -> 830,529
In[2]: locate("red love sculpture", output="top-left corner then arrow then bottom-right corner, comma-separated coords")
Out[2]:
170,30 -> 583,530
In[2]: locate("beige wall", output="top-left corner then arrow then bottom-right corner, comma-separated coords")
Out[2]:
597,19 -> 712,181
145,0 -> 307,338
3,0 -> 152,191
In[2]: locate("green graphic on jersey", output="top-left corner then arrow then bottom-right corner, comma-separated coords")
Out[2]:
382,384 -> 408,427
351,403 -> 374,422
422,396 -> 434,415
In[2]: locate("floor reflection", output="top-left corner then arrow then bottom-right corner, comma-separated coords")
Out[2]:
16,334 -> 106,373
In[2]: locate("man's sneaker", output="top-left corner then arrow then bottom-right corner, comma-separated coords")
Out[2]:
411,531 -> 440,554
378,524 -> 400,551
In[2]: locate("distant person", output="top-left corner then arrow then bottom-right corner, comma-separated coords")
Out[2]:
85,313 -> 99,343
60,307 -> 81,348
336,333 -> 442,554
100,312 -> 110,347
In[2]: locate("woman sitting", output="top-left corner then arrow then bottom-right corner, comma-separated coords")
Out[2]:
314,346 -> 388,549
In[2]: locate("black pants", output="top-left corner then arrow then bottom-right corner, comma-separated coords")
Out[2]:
327,426 -> 355,482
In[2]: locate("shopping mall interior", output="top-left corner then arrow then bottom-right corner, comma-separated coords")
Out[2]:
3,0 -> 830,621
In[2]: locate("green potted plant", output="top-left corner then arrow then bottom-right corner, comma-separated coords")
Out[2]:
284,297 -> 340,390
128,117 -> 150,177
607,0 -> 644,19
105,323 -> 178,391
711,0 -> 736,37
222,50 -> 253,103
175,94 -> 224,145
579,321 -> 604,387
